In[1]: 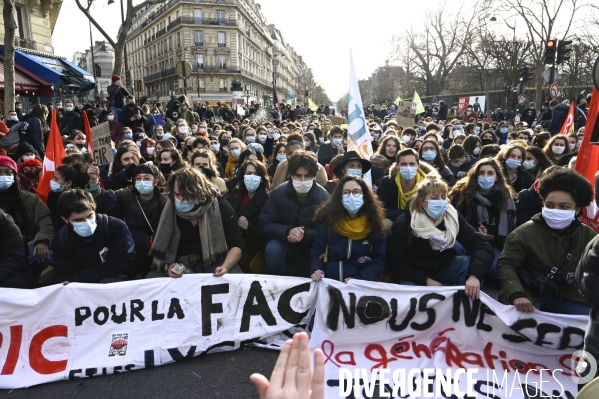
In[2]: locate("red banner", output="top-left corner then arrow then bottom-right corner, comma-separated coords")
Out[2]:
559,102 -> 576,135
36,110 -> 66,204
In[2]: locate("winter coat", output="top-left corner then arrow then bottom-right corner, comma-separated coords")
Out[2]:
0,210 -> 27,284
437,104 -> 448,121
310,224 -> 386,281
106,84 -> 129,109
228,186 -> 269,255
447,154 -> 477,180
21,114 -> 46,157
376,162 -> 439,222
258,180 -> 330,252
548,104 -> 570,135
515,186 -> 542,228
577,235 -> 599,308
317,142 -> 343,166
0,189 -> 54,246
497,214 -> 596,306
521,107 -> 536,126
59,111 -> 80,135
506,168 -> 534,193
121,105 -> 147,130
53,215 -> 130,284
389,205 -> 494,285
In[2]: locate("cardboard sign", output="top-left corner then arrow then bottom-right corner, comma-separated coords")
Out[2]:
91,122 -> 114,166
328,115 -> 345,126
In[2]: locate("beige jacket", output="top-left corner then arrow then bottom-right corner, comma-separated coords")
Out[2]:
271,159 -> 328,188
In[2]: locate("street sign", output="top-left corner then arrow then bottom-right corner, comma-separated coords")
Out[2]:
518,94 -> 526,105
550,82 -> 559,99
543,67 -> 559,83
593,56 -> 599,91
176,61 -> 193,79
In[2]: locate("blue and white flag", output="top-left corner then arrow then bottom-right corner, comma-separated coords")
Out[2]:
347,51 -> 373,186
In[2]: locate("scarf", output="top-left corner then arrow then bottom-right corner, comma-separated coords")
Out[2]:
395,167 -> 427,210
149,197 -> 228,271
473,190 -> 516,237
335,215 -> 371,241
411,205 -> 459,251
225,152 -> 239,179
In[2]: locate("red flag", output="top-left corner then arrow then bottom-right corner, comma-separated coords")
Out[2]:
82,111 -> 94,158
36,109 -> 66,204
575,87 -> 599,232
559,102 -> 576,135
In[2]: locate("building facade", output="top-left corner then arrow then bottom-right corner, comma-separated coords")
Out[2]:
0,0 -> 61,54
73,41 -> 115,101
126,0 -> 310,105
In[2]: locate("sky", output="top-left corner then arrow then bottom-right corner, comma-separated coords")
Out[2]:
52,0 -> 592,103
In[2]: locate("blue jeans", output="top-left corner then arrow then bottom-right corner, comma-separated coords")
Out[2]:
488,246 -> 501,279
532,297 -> 590,315
264,239 -> 310,277
111,106 -> 122,124
28,243 -> 53,283
401,255 -> 470,286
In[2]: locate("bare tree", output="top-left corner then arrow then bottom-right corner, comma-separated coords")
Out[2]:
75,0 -> 167,83
501,0 -> 588,105
3,0 -> 16,118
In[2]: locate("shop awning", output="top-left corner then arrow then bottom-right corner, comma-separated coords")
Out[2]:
0,54 -> 54,97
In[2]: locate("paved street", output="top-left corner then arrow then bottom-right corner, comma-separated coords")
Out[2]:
0,348 -> 278,399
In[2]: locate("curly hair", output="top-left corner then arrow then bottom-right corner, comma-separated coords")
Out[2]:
538,168 -> 593,209
449,157 -> 516,211
235,159 -> 271,194
313,175 -> 385,239
56,164 -> 89,189
165,167 -> 220,204
542,135 -> 571,159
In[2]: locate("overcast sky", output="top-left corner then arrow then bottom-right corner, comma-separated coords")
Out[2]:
53,0 -> 591,103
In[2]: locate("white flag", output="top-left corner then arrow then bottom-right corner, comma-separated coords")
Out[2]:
347,50 -> 373,186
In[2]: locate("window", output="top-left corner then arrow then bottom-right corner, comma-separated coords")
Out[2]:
15,5 -> 30,39
196,54 -> 204,69
177,32 -> 181,47
198,78 -> 205,89
169,37 -> 172,50
194,30 -> 203,45
217,31 -> 226,47
216,10 -> 225,22
194,9 -> 202,23
219,78 -> 227,92
218,55 -> 226,70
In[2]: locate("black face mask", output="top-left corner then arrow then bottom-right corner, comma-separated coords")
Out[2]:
481,138 -> 494,146
128,103 -> 135,108
159,163 -> 172,173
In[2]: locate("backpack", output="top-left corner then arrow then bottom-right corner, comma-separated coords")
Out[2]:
0,121 -> 28,149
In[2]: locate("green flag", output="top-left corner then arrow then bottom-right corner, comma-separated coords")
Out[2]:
393,96 -> 402,106
411,91 -> 425,115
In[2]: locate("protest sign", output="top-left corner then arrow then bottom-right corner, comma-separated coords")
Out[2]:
328,115 -> 345,126
91,122 -> 114,166
310,279 -> 588,399
0,275 -> 314,389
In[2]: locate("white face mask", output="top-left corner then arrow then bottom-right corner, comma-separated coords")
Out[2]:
552,145 -> 565,155
542,207 -> 576,230
107,115 -> 114,121
178,126 -> 187,134
71,218 -> 97,237
292,178 -> 313,194
146,147 -> 155,155
22,154 -> 35,161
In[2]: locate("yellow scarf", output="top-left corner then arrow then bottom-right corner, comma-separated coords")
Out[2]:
395,167 -> 427,210
335,215 -> 371,241
225,151 -> 239,179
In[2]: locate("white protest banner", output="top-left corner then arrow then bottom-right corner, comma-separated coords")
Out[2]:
310,279 -> 589,399
0,275 -> 314,389
91,122 -> 114,165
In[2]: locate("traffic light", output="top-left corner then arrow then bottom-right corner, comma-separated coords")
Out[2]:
544,39 -> 557,65
518,67 -> 534,83
556,39 -> 572,64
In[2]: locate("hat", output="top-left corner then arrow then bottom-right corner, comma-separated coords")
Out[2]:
133,133 -> 145,142
0,156 -> 18,173
162,133 -> 176,142
499,121 -> 509,127
542,101 -> 549,107
247,143 -> 264,154
333,151 -> 372,177
112,74 -> 121,83
549,99 -> 559,106
521,121 -> 528,127
208,136 -> 218,142
370,125 -> 382,131
19,158 -> 42,170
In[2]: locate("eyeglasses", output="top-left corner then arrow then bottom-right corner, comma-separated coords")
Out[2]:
342,189 -> 362,198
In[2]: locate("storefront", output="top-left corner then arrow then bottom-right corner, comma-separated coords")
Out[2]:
0,54 -> 54,101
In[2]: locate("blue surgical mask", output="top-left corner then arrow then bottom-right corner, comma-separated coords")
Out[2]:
373,134 -> 380,139
124,133 -> 132,139
332,138 -> 342,146
50,180 -> 64,193
243,175 -> 262,192
477,176 -> 496,191
245,136 -> 255,143
175,197 -> 196,213
505,159 -> 521,169
210,144 -> 219,153
425,200 -> 448,219
475,126 -> 481,133
345,168 -> 362,178
276,155 -> 286,163
342,194 -> 364,214
473,147 -> 480,155
452,160 -> 463,168
422,150 -> 436,161
230,149 -> 241,158
0,176 -> 14,190
71,218 -> 97,237
500,127 -> 509,134
399,166 -> 418,181
135,180 -> 154,195
524,160 -> 536,170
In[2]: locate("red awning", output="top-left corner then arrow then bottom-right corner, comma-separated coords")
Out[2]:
0,54 -> 54,97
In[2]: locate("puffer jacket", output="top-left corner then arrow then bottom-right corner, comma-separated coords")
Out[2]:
548,104 -> 570,135
497,214 -> 596,305
0,210 -> 27,283
577,235 -> 599,308
310,224 -> 385,281
258,180 -> 330,251
389,204 -> 494,285
447,154 -> 478,180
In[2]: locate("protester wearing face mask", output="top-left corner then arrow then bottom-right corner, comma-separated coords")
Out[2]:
173,119 -> 192,149
369,154 -> 390,192
45,163 -> 89,232
316,126 -> 346,166
496,144 -> 534,193
191,149 -> 227,194
159,148 -> 185,182
227,160 -> 271,273
106,110 -> 123,143
495,121 -> 510,145
147,168 -> 243,278
243,128 -> 257,145
0,156 -> 53,285
86,164 -> 166,277
463,105 -> 478,123
462,135 -> 483,159
417,139 -> 456,187
140,138 -> 157,162
17,157 -> 43,194
259,151 -> 330,277
103,146 -> 141,190
447,145 -> 477,181
59,100 -> 80,135
16,142 -> 39,167
310,175 -> 386,283
6,110 -> 19,128
377,148 -> 440,227
304,132 -> 318,154
224,138 -> 246,179
271,135 -> 328,188
523,146 -> 552,182
543,135 -> 571,165
267,143 -> 287,179
497,168 -> 595,315
390,175 -> 493,300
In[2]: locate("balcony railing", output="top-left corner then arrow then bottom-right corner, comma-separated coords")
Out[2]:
143,72 -> 162,83
168,16 -> 237,30
14,36 -> 36,50
193,66 -> 241,73
219,88 -> 228,92
217,43 -> 226,47
197,87 -> 206,92
161,67 -> 176,77
194,41 -> 204,47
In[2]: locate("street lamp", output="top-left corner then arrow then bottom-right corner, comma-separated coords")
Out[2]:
108,0 -> 130,90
